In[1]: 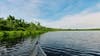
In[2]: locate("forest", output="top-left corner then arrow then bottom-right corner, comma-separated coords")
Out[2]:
0,15 -> 53,42
0,15 -> 50,31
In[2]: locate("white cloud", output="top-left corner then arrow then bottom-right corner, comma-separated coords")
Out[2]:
39,2 -> 100,29
1,0 -> 100,29
96,3 -> 100,8
43,11 -> 100,29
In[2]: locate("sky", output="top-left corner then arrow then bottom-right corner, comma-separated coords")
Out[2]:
0,0 -> 100,28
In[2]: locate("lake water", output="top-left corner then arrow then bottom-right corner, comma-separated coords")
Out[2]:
1,31 -> 100,56
40,31 -> 100,56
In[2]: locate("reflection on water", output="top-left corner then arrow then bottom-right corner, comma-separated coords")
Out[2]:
39,31 -> 100,56
0,35 -> 38,56
1,31 -> 100,56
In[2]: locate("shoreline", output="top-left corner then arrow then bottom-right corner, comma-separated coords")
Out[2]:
0,31 -> 47,42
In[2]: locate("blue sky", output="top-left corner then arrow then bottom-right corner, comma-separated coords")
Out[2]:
0,0 -> 100,28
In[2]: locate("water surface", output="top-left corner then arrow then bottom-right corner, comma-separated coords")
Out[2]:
39,31 -> 100,56
0,36 -> 38,56
1,31 -> 100,56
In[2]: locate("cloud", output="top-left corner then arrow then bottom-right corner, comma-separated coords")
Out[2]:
46,12 -> 100,29
44,8 -> 100,29
96,3 -> 100,8
1,0 -> 100,29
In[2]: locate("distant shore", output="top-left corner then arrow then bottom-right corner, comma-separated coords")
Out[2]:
53,28 -> 100,31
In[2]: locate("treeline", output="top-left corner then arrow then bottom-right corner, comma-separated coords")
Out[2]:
0,15 -> 50,31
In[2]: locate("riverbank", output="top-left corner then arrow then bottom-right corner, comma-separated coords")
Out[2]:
0,31 -> 47,42
53,28 -> 100,31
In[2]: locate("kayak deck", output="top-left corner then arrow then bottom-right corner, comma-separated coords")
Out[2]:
30,41 -> 46,56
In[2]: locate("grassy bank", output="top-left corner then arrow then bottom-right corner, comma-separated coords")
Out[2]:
0,15 -> 50,43
0,31 -> 47,41
0,30 -> 48,47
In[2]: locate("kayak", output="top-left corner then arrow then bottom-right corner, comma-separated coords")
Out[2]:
30,40 -> 47,56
